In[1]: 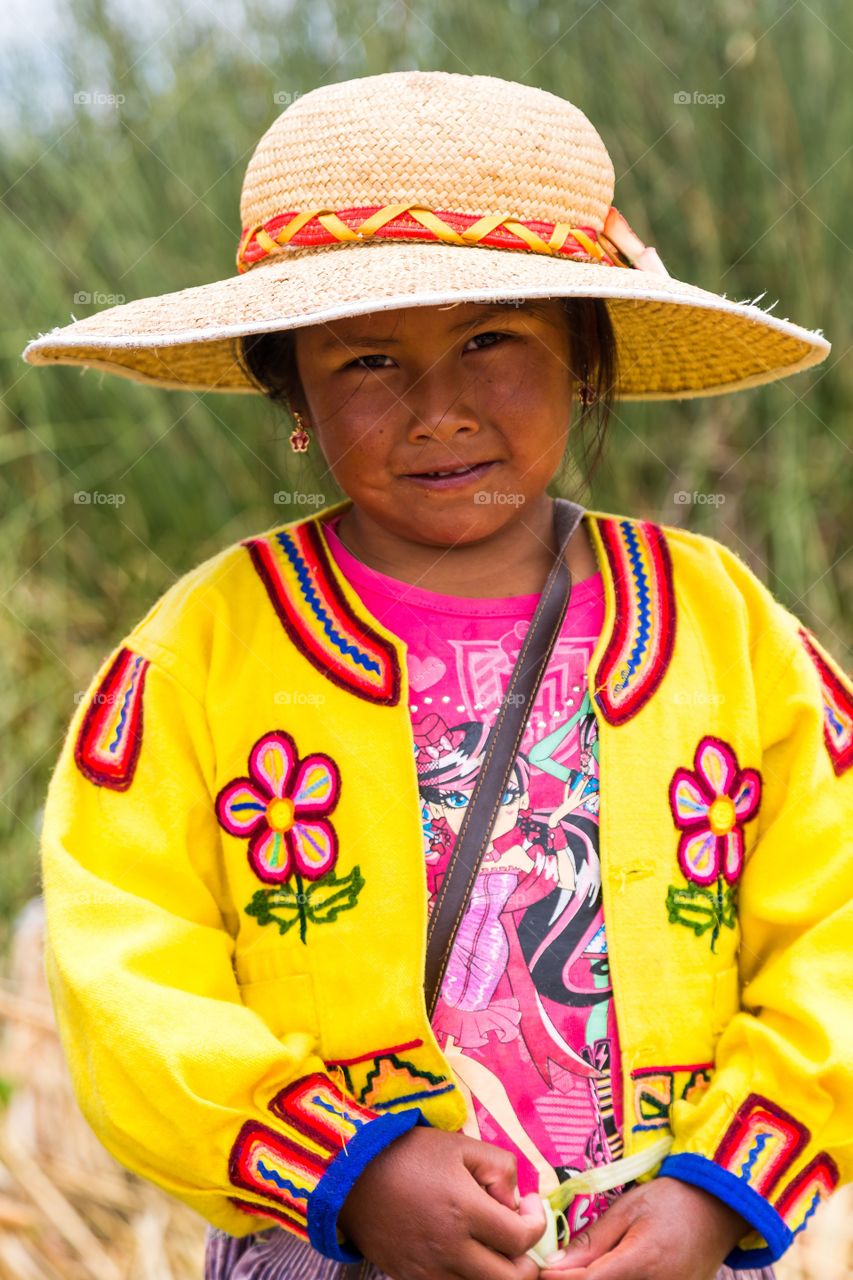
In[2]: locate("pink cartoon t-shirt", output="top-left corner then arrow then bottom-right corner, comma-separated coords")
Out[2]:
321,511 -> 624,1233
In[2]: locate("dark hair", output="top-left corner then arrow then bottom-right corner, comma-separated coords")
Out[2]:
237,297 -> 618,486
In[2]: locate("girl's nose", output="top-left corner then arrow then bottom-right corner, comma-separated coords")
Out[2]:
404,367 -> 481,443
407,411 -> 480,444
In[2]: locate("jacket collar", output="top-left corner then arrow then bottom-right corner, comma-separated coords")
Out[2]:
242,497 -> 677,727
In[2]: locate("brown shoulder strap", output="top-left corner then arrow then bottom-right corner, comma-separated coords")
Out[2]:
423,498 -> 585,1017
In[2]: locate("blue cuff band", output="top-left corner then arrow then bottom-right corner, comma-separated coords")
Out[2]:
659,1153 -> 794,1269
308,1107 -> 432,1262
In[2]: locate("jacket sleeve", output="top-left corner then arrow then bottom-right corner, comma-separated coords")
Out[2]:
658,553 -> 853,1269
40,641 -> 430,1262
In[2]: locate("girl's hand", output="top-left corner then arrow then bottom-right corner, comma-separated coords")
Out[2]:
537,1176 -> 749,1280
337,1125 -> 547,1280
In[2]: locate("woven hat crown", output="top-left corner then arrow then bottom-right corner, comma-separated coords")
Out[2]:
239,70 -> 616,253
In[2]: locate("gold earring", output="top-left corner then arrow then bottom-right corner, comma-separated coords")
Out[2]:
289,410 -> 310,453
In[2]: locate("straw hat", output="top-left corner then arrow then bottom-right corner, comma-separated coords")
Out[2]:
21,69 -> 829,400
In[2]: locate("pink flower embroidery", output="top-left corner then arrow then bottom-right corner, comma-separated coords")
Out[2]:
668,735 -> 761,886
215,730 -> 341,884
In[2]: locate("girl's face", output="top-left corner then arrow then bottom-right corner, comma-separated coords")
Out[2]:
290,300 -> 575,547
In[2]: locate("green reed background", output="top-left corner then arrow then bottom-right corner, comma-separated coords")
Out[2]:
1,0 -> 850,949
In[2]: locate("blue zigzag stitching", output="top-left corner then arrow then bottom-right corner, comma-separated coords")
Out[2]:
256,1160 -> 308,1199
739,1132 -> 770,1180
311,1093 -> 368,1129
278,532 -> 380,675
371,1083 -> 457,1110
791,1190 -> 822,1237
109,653 -> 143,752
826,700 -> 844,736
614,521 -> 652,694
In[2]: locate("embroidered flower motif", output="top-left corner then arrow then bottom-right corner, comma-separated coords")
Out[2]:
666,736 -> 762,952
216,730 -> 341,884
668,735 -> 761,886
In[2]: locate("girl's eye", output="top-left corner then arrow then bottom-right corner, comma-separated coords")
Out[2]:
467,330 -> 509,351
444,791 -> 470,809
501,784 -> 521,805
343,331 -> 509,370
346,353 -> 396,370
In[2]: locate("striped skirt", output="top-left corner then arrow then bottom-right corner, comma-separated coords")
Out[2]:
203,1225 -> 777,1279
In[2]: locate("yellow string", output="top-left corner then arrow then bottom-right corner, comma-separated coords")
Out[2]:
570,228 -> 607,262
327,1062 -> 353,1157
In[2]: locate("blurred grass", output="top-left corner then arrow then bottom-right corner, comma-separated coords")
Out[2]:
1,0 -> 850,946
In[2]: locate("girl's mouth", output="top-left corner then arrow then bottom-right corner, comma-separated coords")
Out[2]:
402,461 -> 497,489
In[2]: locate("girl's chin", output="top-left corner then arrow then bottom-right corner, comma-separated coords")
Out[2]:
342,493 -> 529,549
391,499 -> 525,540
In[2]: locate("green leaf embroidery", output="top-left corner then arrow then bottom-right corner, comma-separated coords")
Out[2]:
245,865 -> 365,942
665,879 -> 736,952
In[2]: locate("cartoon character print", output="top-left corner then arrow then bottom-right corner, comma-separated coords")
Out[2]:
414,682 -> 620,1230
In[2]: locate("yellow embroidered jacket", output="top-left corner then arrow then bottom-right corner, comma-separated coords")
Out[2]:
39,498 -> 853,1270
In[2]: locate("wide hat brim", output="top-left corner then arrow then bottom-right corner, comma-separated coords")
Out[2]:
21,238 -> 829,400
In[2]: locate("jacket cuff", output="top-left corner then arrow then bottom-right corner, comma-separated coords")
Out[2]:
308,1107 -> 432,1262
228,1072 -> 437,1259
660,1090 -> 841,1270
660,1153 -> 791,1269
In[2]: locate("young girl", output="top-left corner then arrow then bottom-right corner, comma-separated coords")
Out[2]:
23,70 -> 851,1280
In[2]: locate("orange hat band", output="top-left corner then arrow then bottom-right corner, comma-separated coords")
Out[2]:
235,201 -> 638,274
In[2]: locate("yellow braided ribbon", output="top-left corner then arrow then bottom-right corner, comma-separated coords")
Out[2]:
236,201 -> 621,273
